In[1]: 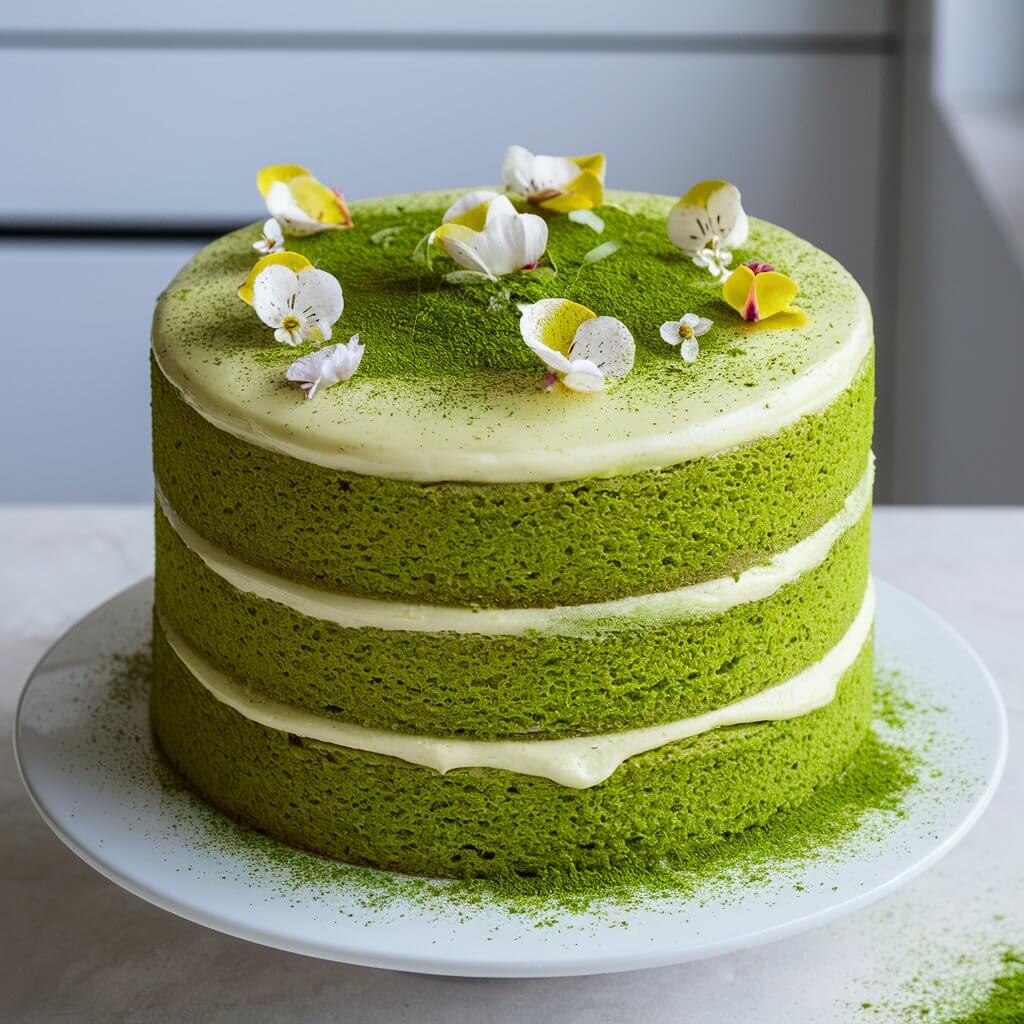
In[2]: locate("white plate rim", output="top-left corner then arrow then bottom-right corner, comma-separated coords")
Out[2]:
13,576 -> 1009,978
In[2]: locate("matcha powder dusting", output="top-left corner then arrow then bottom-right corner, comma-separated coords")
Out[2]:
947,950 -> 1024,1024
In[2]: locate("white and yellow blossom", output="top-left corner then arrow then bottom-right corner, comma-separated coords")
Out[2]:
286,334 -> 364,398
518,298 -> 635,394
434,194 -> 547,279
257,164 -> 353,236
502,145 -> 606,213
252,218 -> 284,255
237,251 -> 311,305
659,313 -> 713,363
667,180 -> 749,282
441,190 -> 502,229
249,260 -> 344,347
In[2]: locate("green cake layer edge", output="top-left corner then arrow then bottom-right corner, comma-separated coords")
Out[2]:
151,620 -> 874,879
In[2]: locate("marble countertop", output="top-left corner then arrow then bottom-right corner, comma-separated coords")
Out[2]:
2,506 -> 1021,1023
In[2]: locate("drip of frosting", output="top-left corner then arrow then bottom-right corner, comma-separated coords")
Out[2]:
156,456 -> 872,637
158,579 -> 874,788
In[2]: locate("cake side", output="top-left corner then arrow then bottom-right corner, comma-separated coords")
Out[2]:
154,492 -> 871,738
149,171 -> 876,880
152,617 -> 874,878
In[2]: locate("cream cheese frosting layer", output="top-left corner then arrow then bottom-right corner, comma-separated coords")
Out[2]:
156,456 -> 873,636
158,578 -> 874,788
151,191 -> 873,484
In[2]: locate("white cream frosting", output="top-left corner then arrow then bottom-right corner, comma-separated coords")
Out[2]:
156,456 -> 873,636
159,579 -> 874,788
152,194 -> 873,484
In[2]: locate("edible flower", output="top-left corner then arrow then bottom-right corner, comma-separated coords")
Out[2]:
286,335 -> 364,399
237,251 -> 311,305
257,164 -> 353,235
434,195 -> 547,279
441,190 -> 503,230
666,180 -> 749,282
252,218 -> 284,255
502,145 -> 605,213
518,298 -> 635,394
659,313 -> 713,363
722,261 -> 799,323
250,261 -> 344,346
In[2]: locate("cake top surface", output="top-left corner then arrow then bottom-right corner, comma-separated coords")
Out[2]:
152,188 -> 871,483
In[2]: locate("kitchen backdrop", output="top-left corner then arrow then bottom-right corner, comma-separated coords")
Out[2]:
3,0 -> 1021,502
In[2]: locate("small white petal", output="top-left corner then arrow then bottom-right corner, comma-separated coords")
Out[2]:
286,349 -> 330,385
568,317 -> 635,379
706,184 -> 748,248
436,232 -> 496,278
660,321 -> 683,346
561,359 -> 607,393
567,209 -> 605,233
680,313 -> 701,329
680,338 -> 700,362
484,194 -> 519,223
524,337 -> 573,374
694,317 -> 713,336
502,145 -> 578,197
294,267 -> 344,328
252,264 -> 300,328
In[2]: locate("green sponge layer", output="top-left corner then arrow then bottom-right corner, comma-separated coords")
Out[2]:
152,351 -> 872,609
151,620 -> 874,878
154,503 -> 870,738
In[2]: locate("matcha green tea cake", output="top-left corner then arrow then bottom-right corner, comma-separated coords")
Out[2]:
150,154 -> 875,878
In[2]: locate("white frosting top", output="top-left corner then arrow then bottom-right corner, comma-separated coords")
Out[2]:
159,579 -> 874,788
152,191 -> 873,483
157,455 -> 872,635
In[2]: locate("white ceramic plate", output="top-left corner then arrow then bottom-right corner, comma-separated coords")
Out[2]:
14,578 -> 1006,978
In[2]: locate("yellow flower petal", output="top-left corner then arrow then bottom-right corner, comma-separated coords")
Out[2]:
288,175 -> 352,226
257,164 -> 352,228
722,264 -> 755,316
753,271 -> 800,320
570,152 -> 606,183
445,200 -> 493,231
537,299 -> 597,355
256,164 -> 311,197
539,169 -> 605,213
238,251 -> 312,305
722,265 -> 800,322
680,179 -> 732,208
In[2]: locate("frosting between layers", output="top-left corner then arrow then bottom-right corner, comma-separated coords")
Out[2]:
158,578 -> 875,788
156,455 -> 873,635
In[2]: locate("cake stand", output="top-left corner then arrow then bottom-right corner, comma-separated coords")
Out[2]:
14,578 -> 1006,978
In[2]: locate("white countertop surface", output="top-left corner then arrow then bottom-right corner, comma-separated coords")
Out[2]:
2,506 -> 1021,1023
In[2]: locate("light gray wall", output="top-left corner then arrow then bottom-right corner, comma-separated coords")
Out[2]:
0,1 -> 969,503
890,1 -> 1024,504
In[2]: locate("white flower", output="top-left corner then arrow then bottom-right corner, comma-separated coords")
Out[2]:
252,264 -> 344,347
252,218 -> 284,255
286,335 -> 364,399
666,180 -> 749,282
441,190 -> 502,228
502,145 -> 606,212
519,298 -> 635,394
257,164 -> 353,236
659,313 -> 713,363
434,195 -> 547,279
